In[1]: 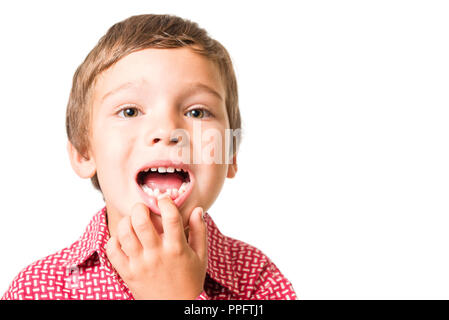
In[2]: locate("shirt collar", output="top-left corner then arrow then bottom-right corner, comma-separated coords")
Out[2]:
63,207 -> 110,269
63,206 -> 241,297
203,212 -> 241,296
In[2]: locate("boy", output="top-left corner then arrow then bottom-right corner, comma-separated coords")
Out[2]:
2,14 -> 296,300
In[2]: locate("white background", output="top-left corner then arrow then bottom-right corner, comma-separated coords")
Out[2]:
0,0 -> 448,299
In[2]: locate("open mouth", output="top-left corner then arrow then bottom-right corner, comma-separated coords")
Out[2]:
135,163 -> 194,215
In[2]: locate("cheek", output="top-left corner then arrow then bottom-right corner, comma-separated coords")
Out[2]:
91,126 -> 135,186
93,136 -> 124,166
196,125 -> 231,165
93,121 -> 136,159
196,164 -> 228,201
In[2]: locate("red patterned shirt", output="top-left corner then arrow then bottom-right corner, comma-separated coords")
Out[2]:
2,207 -> 296,300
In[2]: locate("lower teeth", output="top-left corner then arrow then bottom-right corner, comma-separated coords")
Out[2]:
141,182 -> 189,199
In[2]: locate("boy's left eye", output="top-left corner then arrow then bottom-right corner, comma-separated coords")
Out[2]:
185,108 -> 211,119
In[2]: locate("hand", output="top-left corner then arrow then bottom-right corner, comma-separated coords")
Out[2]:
105,195 -> 208,299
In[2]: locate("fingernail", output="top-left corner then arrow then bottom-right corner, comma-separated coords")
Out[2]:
157,193 -> 171,202
199,207 -> 205,221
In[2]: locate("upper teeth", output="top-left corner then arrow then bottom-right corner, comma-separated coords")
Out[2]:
143,166 -> 186,173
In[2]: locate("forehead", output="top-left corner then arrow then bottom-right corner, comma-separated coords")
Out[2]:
93,47 -> 225,104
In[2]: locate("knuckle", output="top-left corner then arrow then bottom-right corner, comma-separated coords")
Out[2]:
120,267 -> 133,281
132,211 -> 149,232
165,211 -> 181,225
118,235 -> 133,249
143,251 -> 161,266
117,218 -> 133,240
133,223 -> 148,235
166,242 -> 185,256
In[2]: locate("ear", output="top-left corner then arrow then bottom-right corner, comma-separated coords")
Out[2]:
226,153 -> 238,179
67,140 -> 97,179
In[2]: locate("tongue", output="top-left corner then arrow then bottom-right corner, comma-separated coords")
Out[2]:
142,172 -> 184,193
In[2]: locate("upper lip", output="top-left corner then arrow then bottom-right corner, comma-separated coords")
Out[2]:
134,159 -> 192,183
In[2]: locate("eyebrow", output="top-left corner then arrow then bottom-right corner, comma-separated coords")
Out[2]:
100,81 -> 223,103
100,81 -> 139,103
182,82 -> 224,102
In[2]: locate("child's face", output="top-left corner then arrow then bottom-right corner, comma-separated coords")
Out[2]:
71,47 -> 237,234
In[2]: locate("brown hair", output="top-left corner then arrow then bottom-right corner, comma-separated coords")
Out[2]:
65,14 -> 241,195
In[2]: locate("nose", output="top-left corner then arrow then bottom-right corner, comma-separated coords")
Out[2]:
144,108 -> 183,147
146,127 -> 182,147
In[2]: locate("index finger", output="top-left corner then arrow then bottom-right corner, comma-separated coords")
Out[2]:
157,194 -> 187,246
130,202 -> 161,250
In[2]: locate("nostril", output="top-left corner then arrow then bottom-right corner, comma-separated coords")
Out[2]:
150,136 -> 179,145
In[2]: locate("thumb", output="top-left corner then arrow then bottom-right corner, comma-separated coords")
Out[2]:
188,207 -> 207,263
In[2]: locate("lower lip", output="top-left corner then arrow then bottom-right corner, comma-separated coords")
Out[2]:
136,179 -> 194,215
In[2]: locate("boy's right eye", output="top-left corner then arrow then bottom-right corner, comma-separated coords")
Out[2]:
117,106 -> 141,118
